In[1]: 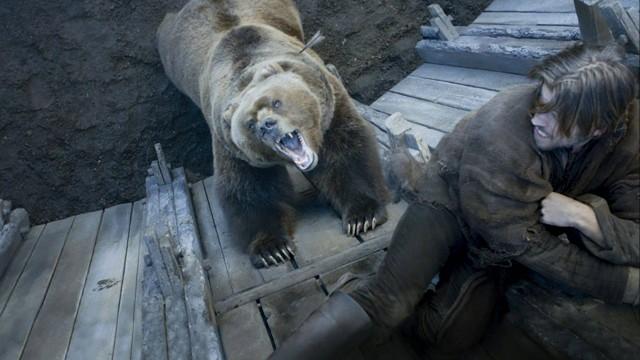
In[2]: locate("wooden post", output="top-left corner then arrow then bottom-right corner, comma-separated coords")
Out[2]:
598,0 -> 640,53
574,0 -> 614,46
427,4 -> 459,41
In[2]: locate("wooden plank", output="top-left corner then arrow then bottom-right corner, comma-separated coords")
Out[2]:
214,221 -> 400,314
0,216 -> 74,360
66,203 -> 133,360
203,176 -> 293,295
142,253 -> 168,360
461,24 -> 581,41
416,36 -> 575,75
172,168 -> 224,360
575,0 -> 615,46
292,200 -> 360,267
487,0 -> 576,13
628,7 -> 640,30
474,12 -> 579,26
506,281 -> 615,359
261,278 -> 327,347
599,0 -> 640,53
113,200 -> 145,360
509,280 -> 640,359
191,180 -> 233,302
411,63 -> 531,92
20,210 -> 102,360
131,210 -> 146,360
0,224 -> 44,313
390,76 -> 497,111
218,301 -> 273,360
372,91 -> 468,133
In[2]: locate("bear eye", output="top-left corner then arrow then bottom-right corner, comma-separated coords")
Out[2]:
272,99 -> 282,109
247,119 -> 256,130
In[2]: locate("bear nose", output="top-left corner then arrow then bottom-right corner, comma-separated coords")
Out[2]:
260,118 -> 278,136
259,118 -> 278,135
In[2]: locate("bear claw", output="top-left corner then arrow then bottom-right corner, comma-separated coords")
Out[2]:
345,213 -> 386,237
250,238 -> 296,268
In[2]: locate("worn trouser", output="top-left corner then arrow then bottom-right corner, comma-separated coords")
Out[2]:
350,202 -> 468,330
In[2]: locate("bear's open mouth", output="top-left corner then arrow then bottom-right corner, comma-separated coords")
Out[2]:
275,130 -> 318,171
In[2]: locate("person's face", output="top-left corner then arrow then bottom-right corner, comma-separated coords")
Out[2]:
531,85 -> 598,152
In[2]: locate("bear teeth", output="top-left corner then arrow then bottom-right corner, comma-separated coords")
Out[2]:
279,131 -> 302,151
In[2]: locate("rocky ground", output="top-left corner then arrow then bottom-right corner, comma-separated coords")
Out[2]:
0,0 -> 489,224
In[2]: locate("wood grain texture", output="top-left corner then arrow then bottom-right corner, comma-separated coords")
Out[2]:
218,301 -> 273,360
0,224 -> 44,314
0,216 -> 74,360
20,210 -> 102,360
411,63 -> 531,91
66,203 -> 132,360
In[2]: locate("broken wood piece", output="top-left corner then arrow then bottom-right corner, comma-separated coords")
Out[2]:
154,143 -> 172,184
598,0 -> 640,53
384,112 -> 431,163
627,7 -> 639,30
427,4 -> 459,41
574,0 -> 614,46
0,223 -> 21,278
172,168 -> 224,360
1,199 -> 12,222
10,208 -> 30,235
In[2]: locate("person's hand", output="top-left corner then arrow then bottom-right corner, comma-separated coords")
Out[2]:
539,192 -> 589,228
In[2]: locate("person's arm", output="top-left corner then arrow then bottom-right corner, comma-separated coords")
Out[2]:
540,191 -> 639,266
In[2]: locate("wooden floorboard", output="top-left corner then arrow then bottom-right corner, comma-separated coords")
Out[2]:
203,176 -> 271,294
66,203 -> 133,360
20,210 -> 102,360
191,180 -> 234,302
0,216 -> 74,360
0,224 -> 44,314
261,278 -> 327,347
410,63 -> 532,92
390,76 -> 497,111
113,200 -> 145,360
131,205 -> 146,360
218,301 -> 274,360
372,92 -> 466,134
291,200 -> 360,268
474,12 -> 579,26
486,0 -> 576,13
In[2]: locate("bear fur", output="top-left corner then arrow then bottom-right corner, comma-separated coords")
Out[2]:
157,0 -> 389,267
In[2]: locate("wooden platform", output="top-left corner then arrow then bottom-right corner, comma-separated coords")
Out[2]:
0,202 -> 145,360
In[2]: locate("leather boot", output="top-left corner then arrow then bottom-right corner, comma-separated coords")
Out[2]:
268,291 -> 373,360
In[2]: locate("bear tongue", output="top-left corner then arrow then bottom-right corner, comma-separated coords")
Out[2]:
280,132 -> 302,152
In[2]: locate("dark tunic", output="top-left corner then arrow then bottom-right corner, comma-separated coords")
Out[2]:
418,84 -> 639,303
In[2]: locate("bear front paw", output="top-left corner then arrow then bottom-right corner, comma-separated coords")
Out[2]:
248,233 -> 296,268
342,199 -> 388,237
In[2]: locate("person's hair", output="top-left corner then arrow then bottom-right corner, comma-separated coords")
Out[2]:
529,43 -> 637,137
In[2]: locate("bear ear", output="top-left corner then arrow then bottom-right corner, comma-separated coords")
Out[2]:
253,63 -> 284,83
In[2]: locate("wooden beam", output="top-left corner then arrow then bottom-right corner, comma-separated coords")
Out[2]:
172,168 -> 224,360
214,226 -> 396,314
428,4 -> 459,41
574,0 -> 614,46
598,0 -> 640,53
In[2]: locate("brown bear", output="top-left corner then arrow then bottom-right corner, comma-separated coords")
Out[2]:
157,0 -> 389,268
